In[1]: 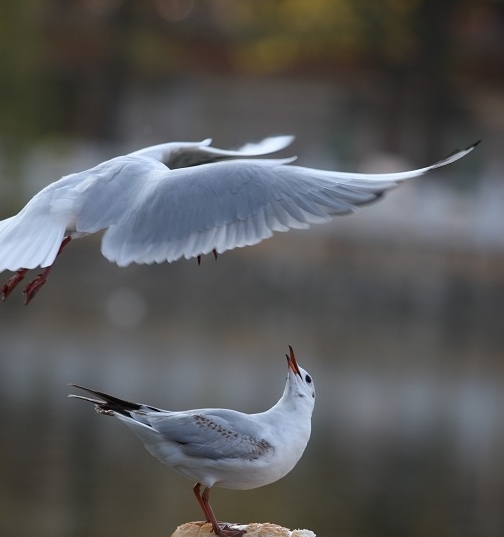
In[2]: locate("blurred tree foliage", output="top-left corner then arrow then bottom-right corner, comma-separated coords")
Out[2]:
0,0 -> 500,144
224,0 -> 424,73
0,1 -> 58,144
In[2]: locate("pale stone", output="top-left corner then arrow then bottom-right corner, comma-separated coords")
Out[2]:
171,521 -> 316,537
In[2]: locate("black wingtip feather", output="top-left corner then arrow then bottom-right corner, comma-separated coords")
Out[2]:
68,383 -> 143,412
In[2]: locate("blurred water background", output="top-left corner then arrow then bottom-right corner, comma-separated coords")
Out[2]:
0,1 -> 503,536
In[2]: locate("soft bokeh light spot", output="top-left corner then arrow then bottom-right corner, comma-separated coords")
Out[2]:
277,0 -> 326,33
154,0 -> 194,22
386,0 -> 423,14
234,37 -> 299,74
105,287 -> 148,329
83,0 -> 124,16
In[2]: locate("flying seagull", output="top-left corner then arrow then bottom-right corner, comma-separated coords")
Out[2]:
69,345 -> 315,537
0,136 -> 479,303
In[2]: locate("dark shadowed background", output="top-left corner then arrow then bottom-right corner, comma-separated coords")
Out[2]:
0,1 -> 503,537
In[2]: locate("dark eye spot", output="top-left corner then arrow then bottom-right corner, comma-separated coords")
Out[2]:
305,374 -> 312,384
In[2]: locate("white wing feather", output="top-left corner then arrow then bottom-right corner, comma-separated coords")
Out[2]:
0,139 -> 478,272
76,142 -> 477,267
129,135 -> 295,169
0,199 -> 66,270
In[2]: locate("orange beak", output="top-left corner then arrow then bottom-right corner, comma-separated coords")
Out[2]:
286,345 -> 301,377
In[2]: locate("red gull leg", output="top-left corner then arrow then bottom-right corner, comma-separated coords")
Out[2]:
23,265 -> 55,305
193,483 -> 213,522
1,269 -> 28,301
22,236 -> 72,305
193,483 -> 244,537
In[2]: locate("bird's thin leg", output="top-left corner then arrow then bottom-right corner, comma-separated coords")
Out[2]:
199,485 -> 245,537
193,483 -> 213,522
1,269 -> 28,301
22,236 -> 72,305
197,249 -> 218,266
200,486 -> 221,533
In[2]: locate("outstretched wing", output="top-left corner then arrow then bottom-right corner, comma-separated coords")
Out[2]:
73,142 -> 477,267
129,135 -> 295,169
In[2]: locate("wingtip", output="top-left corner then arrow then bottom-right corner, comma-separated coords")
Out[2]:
468,139 -> 482,150
276,134 -> 295,144
432,140 -> 481,168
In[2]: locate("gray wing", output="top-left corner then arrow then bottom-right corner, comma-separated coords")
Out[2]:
129,135 -> 294,169
68,384 -> 270,460
148,410 -> 273,460
75,142 -> 477,267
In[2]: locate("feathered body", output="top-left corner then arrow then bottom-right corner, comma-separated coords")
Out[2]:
0,136 -> 479,302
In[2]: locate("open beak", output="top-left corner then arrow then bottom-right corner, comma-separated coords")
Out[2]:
286,345 -> 301,377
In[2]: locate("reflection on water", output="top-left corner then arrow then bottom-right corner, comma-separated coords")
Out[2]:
1,231 -> 503,537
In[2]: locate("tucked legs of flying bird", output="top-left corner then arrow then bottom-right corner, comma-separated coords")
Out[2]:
193,483 -> 245,537
0,268 -> 28,301
197,248 -> 219,266
1,236 -> 72,305
1,237 -> 218,303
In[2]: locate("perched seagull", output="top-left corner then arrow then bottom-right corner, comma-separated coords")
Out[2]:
69,346 -> 315,537
0,136 -> 478,303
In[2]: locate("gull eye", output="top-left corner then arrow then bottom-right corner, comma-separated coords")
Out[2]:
305,374 -> 312,384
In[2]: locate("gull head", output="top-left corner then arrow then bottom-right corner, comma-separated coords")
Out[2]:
285,345 -> 316,408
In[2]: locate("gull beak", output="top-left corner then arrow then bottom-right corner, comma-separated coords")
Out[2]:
286,345 -> 301,377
